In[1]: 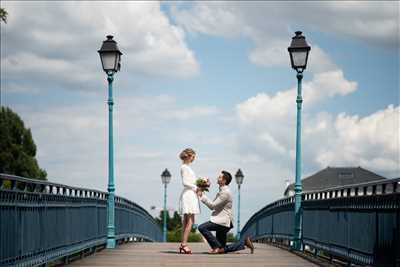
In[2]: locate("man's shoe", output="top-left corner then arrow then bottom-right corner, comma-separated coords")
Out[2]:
245,237 -> 254,254
209,248 -> 219,254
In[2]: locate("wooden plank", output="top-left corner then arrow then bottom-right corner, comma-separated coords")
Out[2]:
69,242 -> 317,266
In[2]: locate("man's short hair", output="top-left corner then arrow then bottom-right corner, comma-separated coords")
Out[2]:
221,171 -> 232,185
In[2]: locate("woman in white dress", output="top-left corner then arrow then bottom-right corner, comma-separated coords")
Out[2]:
178,148 -> 200,254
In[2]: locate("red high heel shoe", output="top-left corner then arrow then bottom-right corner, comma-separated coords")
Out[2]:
179,244 -> 192,254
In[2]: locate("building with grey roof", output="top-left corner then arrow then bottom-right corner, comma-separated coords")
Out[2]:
284,166 -> 387,197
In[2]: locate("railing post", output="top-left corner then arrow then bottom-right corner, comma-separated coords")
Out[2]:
64,255 -> 69,265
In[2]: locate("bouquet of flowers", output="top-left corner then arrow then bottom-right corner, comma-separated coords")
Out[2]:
196,177 -> 210,192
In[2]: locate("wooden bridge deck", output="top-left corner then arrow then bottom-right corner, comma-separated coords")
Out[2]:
69,242 -> 317,267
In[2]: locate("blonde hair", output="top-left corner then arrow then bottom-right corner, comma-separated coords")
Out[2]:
179,148 -> 196,161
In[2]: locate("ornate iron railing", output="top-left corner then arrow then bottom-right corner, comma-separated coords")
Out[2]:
0,174 -> 162,267
241,178 -> 400,267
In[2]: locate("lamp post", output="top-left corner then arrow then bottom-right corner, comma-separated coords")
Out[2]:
161,168 -> 171,242
287,31 -> 311,251
98,35 -> 122,249
235,169 -> 244,240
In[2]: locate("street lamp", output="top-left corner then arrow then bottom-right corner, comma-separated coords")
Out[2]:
161,168 -> 171,242
98,35 -> 122,249
235,169 -> 244,240
287,31 -> 311,251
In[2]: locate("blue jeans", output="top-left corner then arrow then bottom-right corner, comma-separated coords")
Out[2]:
198,221 -> 246,253
223,238 -> 245,253
198,221 -> 231,249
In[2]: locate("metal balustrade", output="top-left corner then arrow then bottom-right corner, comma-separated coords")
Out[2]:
241,178 -> 400,267
0,174 -> 162,267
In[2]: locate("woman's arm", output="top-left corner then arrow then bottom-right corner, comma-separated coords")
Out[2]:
181,166 -> 197,191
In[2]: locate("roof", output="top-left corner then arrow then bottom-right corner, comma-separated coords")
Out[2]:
284,166 -> 387,196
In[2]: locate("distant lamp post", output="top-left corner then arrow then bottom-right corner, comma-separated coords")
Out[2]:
98,35 -> 122,249
287,31 -> 311,251
235,169 -> 244,240
161,168 -> 172,243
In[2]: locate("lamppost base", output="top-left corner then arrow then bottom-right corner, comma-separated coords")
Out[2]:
107,238 -> 116,249
291,240 -> 303,251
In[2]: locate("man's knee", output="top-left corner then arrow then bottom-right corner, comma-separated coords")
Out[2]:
198,223 -> 206,233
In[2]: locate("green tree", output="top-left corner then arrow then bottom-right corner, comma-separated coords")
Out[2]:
169,211 -> 183,231
155,210 -> 171,229
0,107 -> 47,180
154,210 -> 204,242
155,210 -> 183,231
227,233 -> 237,242
0,8 -> 7,24
0,8 -> 7,106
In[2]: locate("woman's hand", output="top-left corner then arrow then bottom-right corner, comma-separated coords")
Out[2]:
196,188 -> 203,197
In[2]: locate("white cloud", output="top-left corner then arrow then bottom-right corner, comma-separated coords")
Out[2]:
1,1 -> 199,93
2,52 -> 97,83
171,0 -> 399,99
248,40 -> 290,68
316,105 -> 400,171
237,91 -> 400,179
258,132 -> 287,155
238,70 -> 357,125
161,106 -> 219,121
15,93 -> 221,178
305,70 -> 358,99
172,2 -> 399,50
171,3 -> 245,37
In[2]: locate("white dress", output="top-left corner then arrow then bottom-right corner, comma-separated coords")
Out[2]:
178,164 -> 200,215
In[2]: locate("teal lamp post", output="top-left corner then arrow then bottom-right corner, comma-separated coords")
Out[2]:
235,169 -> 244,240
287,31 -> 311,251
161,168 -> 171,242
98,35 -> 122,249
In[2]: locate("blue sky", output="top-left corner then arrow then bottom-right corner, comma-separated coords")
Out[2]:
1,1 -> 399,232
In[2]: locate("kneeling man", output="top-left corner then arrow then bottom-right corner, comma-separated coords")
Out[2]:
197,170 -> 254,254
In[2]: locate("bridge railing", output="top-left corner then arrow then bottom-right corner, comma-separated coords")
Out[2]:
0,174 -> 162,267
241,178 -> 400,267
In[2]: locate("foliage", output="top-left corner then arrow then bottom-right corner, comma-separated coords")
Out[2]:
155,210 -> 182,231
0,8 -> 7,23
227,233 -> 237,243
170,211 -> 183,231
155,210 -> 204,242
188,232 -> 203,242
0,107 -> 47,180
167,229 -> 203,243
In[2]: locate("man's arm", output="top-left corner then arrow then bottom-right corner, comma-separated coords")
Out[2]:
200,191 -> 229,210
